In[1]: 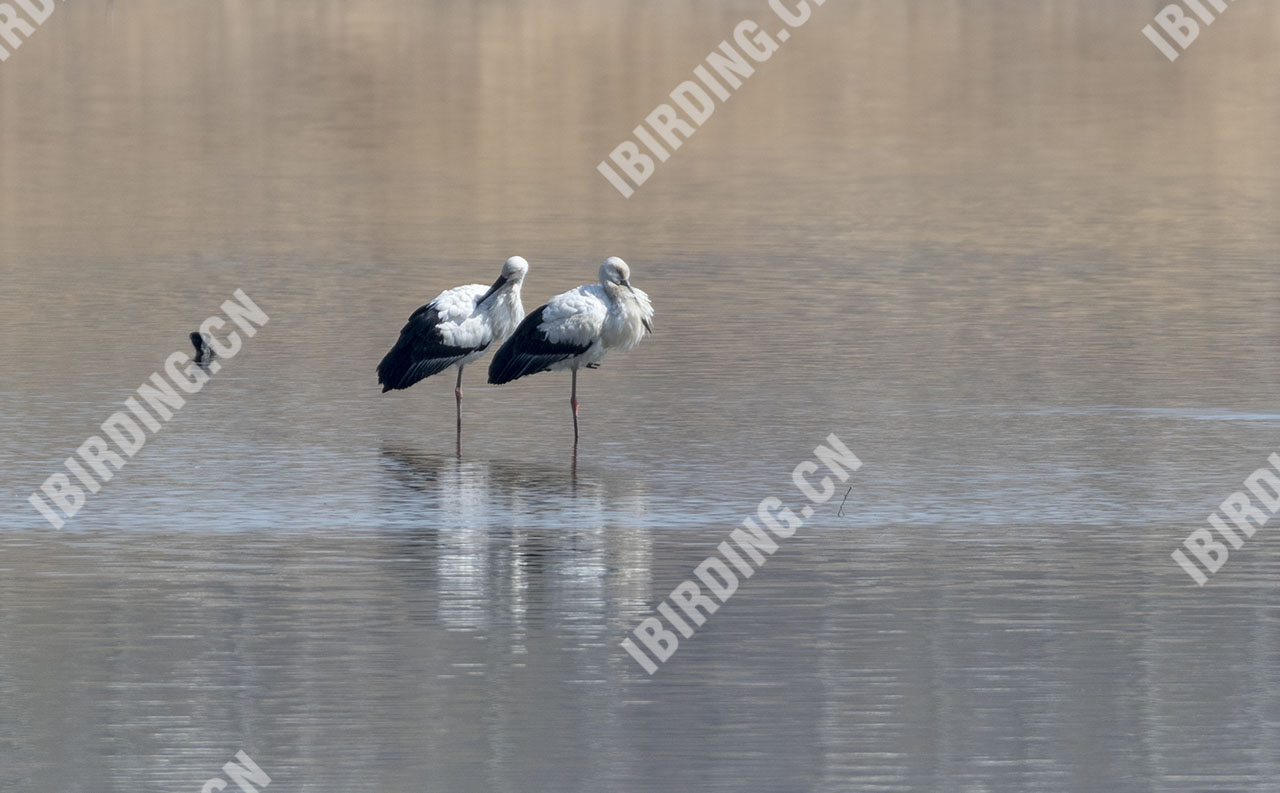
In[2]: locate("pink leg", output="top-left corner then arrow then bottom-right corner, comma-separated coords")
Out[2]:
571,368 -> 580,442
455,365 -> 464,432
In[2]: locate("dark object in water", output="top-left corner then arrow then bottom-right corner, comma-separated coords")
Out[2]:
190,331 -> 216,368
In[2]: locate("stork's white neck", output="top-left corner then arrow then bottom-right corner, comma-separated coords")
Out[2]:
600,284 -> 646,350
486,283 -> 525,344
602,280 -> 625,302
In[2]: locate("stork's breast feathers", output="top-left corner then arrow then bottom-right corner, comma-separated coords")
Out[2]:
597,286 -> 652,350
632,286 -> 655,334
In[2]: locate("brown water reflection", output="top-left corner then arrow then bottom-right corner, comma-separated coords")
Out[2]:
1,0 -> 1279,790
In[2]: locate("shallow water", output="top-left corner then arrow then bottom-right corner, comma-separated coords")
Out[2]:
1,1 -> 1279,791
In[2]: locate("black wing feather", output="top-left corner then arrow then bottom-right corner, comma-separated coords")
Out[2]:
488,305 -> 591,385
377,303 -> 488,392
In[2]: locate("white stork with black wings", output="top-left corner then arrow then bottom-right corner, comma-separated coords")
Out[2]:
378,256 -> 529,427
488,257 -> 654,441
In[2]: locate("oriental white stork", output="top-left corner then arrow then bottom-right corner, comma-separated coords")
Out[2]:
378,256 -> 529,429
488,257 -> 653,441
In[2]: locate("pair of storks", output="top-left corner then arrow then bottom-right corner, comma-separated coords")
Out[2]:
376,257 -> 654,440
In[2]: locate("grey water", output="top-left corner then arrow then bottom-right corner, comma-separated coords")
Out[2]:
1,1 -> 1278,791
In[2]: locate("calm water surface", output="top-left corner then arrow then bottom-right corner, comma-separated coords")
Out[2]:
1,1 -> 1278,790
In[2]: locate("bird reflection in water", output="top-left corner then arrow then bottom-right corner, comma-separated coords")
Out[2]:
377,444 -> 656,637
378,443 -> 617,521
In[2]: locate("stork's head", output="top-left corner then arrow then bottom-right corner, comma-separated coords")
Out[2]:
501,255 -> 529,282
600,256 -> 634,291
478,256 -> 529,305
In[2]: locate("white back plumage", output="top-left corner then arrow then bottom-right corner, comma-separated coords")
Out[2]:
433,257 -> 527,349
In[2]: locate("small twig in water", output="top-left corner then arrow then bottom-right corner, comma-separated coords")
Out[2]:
837,487 -> 852,517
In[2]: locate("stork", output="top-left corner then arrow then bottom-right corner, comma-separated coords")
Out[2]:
378,256 -> 529,430
488,257 -> 653,441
